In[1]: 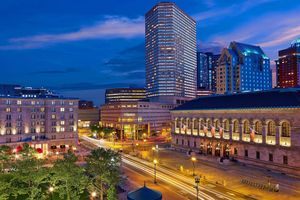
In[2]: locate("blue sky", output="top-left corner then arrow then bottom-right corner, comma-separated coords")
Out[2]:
1,0 -> 300,105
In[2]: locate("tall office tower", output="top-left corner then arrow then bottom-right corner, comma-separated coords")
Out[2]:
196,52 -> 209,89
197,52 -> 221,92
216,42 -> 272,94
145,2 -> 197,104
276,38 -> 300,88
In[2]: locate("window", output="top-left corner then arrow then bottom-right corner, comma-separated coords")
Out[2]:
281,122 -> 290,137
234,148 -> 238,155
194,141 -> 196,148
5,108 -> 11,112
267,121 -> 276,136
17,100 -> 22,105
60,108 -> 65,112
60,127 -> 65,132
243,120 -> 250,134
254,121 -> 262,135
60,121 -> 65,125
233,120 -> 239,132
283,156 -> 288,165
256,151 -> 260,159
269,153 -> 273,162
51,115 -> 56,119
176,138 -> 178,144
182,139 -> 184,145
187,140 -> 190,147
244,149 -> 248,157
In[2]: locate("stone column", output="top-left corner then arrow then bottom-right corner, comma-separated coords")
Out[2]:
239,123 -> 243,141
276,125 -> 280,145
262,124 -> 267,144
229,123 -> 233,141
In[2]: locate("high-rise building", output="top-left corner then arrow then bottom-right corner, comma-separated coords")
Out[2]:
216,42 -> 272,94
196,52 -> 220,92
276,38 -> 300,88
145,2 -> 197,104
105,88 -> 146,103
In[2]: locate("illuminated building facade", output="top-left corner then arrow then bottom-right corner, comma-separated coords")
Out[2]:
100,101 -> 173,140
0,97 -> 78,154
145,2 -> 197,104
276,39 -> 300,88
105,88 -> 146,103
197,52 -> 220,92
217,42 -> 272,94
170,89 -> 300,175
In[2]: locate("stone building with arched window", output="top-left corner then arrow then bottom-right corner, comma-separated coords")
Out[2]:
171,89 -> 300,175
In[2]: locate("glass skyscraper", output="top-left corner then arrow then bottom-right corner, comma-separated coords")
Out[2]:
197,52 -> 220,92
217,42 -> 272,94
145,2 -> 196,104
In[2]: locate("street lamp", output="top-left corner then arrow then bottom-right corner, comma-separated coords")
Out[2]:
152,146 -> 155,158
91,191 -> 97,199
194,176 -> 200,200
153,159 -> 158,184
191,156 -> 196,176
49,186 -> 54,192
49,186 -> 54,200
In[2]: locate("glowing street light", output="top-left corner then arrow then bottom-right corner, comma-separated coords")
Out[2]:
49,186 -> 54,192
191,156 -> 196,176
91,191 -> 97,198
153,159 -> 158,184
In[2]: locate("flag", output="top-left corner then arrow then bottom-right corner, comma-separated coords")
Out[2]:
250,128 -> 255,141
211,125 -> 215,136
218,126 -> 223,137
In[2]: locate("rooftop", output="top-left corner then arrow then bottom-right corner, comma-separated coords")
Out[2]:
173,88 -> 300,111
127,185 -> 162,200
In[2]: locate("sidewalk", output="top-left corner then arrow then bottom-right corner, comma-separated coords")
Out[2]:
138,148 -> 300,200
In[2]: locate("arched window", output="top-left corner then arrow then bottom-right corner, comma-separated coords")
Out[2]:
267,121 -> 276,136
176,118 -> 180,128
193,119 -> 198,129
243,120 -> 250,134
281,122 -> 290,137
207,119 -> 211,128
214,119 -> 220,129
254,121 -> 262,135
199,119 -> 204,130
223,119 -> 230,132
233,120 -> 239,133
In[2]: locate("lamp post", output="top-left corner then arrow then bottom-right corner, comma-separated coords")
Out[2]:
91,191 -> 97,200
195,176 -> 200,200
152,146 -> 155,158
49,186 -> 54,200
191,156 -> 196,176
153,159 -> 158,184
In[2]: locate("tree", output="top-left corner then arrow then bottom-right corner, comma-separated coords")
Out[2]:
50,151 -> 88,200
86,148 -> 121,200
0,145 -> 12,172
8,157 -> 49,200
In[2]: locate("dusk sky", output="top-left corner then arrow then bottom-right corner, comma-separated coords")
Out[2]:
1,0 -> 300,105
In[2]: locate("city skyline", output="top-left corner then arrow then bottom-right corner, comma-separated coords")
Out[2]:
1,0 -> 300,104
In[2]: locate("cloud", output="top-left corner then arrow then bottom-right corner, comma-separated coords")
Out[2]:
0,16 -> 145,50
208,9 -> 300,59
193,0 -> 279,21
103,43 -> 145,75
32,67 -> 80,74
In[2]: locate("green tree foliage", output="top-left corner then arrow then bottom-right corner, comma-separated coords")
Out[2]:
86,148 -> 121,200
0,145 -> 12,172
50,151 -> 89,200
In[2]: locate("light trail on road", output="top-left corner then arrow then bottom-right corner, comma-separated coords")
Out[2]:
81,136 -> 241,200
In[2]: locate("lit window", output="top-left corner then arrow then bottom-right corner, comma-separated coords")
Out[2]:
60,108 -> 65,112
